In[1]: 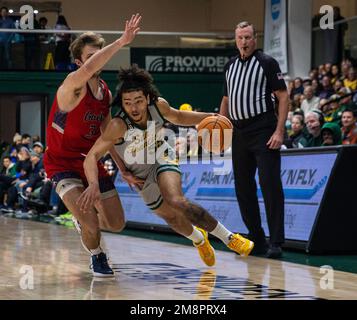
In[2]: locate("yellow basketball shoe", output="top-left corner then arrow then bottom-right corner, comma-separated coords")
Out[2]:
227,233 -> 254,257
193,228 -> 216,267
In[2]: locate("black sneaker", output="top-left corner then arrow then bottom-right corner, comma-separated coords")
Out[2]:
250,243 -> 269,256
1,206 -> 15,214
265,245 -> 283,259
90,252 -> 114,277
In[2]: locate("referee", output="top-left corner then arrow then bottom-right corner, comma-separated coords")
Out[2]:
219,22 -> 289,258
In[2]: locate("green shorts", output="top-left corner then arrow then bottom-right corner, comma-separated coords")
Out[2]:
136,162 -> 181,210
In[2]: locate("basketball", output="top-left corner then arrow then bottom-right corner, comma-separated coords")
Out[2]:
197,115 -> 233,154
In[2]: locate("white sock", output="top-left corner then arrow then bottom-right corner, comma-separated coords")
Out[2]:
187,227 -> 204,244
90,246 -> 103,256
210,222 -> 233,245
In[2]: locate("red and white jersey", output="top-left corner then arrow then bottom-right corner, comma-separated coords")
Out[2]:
44,79 -> 110,178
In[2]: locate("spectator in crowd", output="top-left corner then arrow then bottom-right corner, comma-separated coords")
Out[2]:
309,68 -> 318,81
300,86 -> 320,115
0,156 -> 16,210
284,115 -> 308,148
20,133 -> 32,150
4,147 -> 32,212
285,110 -> 294,134
323,94 -> 341,122
8,133 -> 22,163
302,78 -> 312,88
319,76 -> 335,99
0,156 -> 16,176
290,77 -> 304,100
341,109 -> 357,145
14,147 -> 32,181
321,122 -> 342,146
292,93 -> 303,110
0,6 -> 14,69
340,59 -> 352,81
311,79 -> 322,97
331,89 -> 357,125
38,17 -> 50,43
54,15 -> 71,70
334,79 -> 344,93
19,150 -> 45,212
319,98 -> 329,112
13,148 -> 51,216
325,63 -> 332,76
293,108 -> 305,119
32,141 -> 44,156
330,64 -> 341,85
39,16 -> 48,29
304,111 -> 324,147
343,67 -> 357,91
318,64 -> 326,81
22,150 -> 44,196
287,80 -> 294,98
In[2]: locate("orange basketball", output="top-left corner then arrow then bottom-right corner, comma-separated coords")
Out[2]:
197,115 -> 233,154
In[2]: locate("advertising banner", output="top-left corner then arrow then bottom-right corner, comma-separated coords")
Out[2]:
115,152 -> 337,241
264,0 -> 288,73
131,48 -> 237,74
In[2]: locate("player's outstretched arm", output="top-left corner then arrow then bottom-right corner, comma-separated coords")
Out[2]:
157,98 -> 215,126
77,118 -> 125,212
58,14 -> 142,112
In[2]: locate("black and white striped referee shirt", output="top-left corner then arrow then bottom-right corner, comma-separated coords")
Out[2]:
223,49 -> 287,120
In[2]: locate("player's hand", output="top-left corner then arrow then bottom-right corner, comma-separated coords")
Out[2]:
77,183 -> 101,213
121,170 -> 145,190
267,129 -> 284,150
120,13 -> 142,46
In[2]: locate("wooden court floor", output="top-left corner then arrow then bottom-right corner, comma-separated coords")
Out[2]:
0,216 -> 356,300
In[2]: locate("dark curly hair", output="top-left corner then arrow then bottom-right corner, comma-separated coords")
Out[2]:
111,64 -> 161,108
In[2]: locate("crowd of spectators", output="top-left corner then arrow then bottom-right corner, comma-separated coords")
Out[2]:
0,7 -> 73,70
0,132 -> 119,218
0,133 -> 59,217
167,59 -> 357,160
284,59 -> 357,148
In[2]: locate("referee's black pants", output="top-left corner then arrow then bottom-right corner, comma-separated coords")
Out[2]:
231,111 -> 285,246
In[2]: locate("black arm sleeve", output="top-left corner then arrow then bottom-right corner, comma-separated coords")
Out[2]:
223,74 -> 228,97
264,57 -> 287,91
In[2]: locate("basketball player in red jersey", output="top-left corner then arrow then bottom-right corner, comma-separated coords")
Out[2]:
44,14 -> 142,277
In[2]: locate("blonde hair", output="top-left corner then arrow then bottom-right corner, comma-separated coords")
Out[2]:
13,133 -> 21,143
69,32 -> 105,61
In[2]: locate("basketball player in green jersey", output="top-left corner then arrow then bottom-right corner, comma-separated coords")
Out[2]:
77,65 -> 254,267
